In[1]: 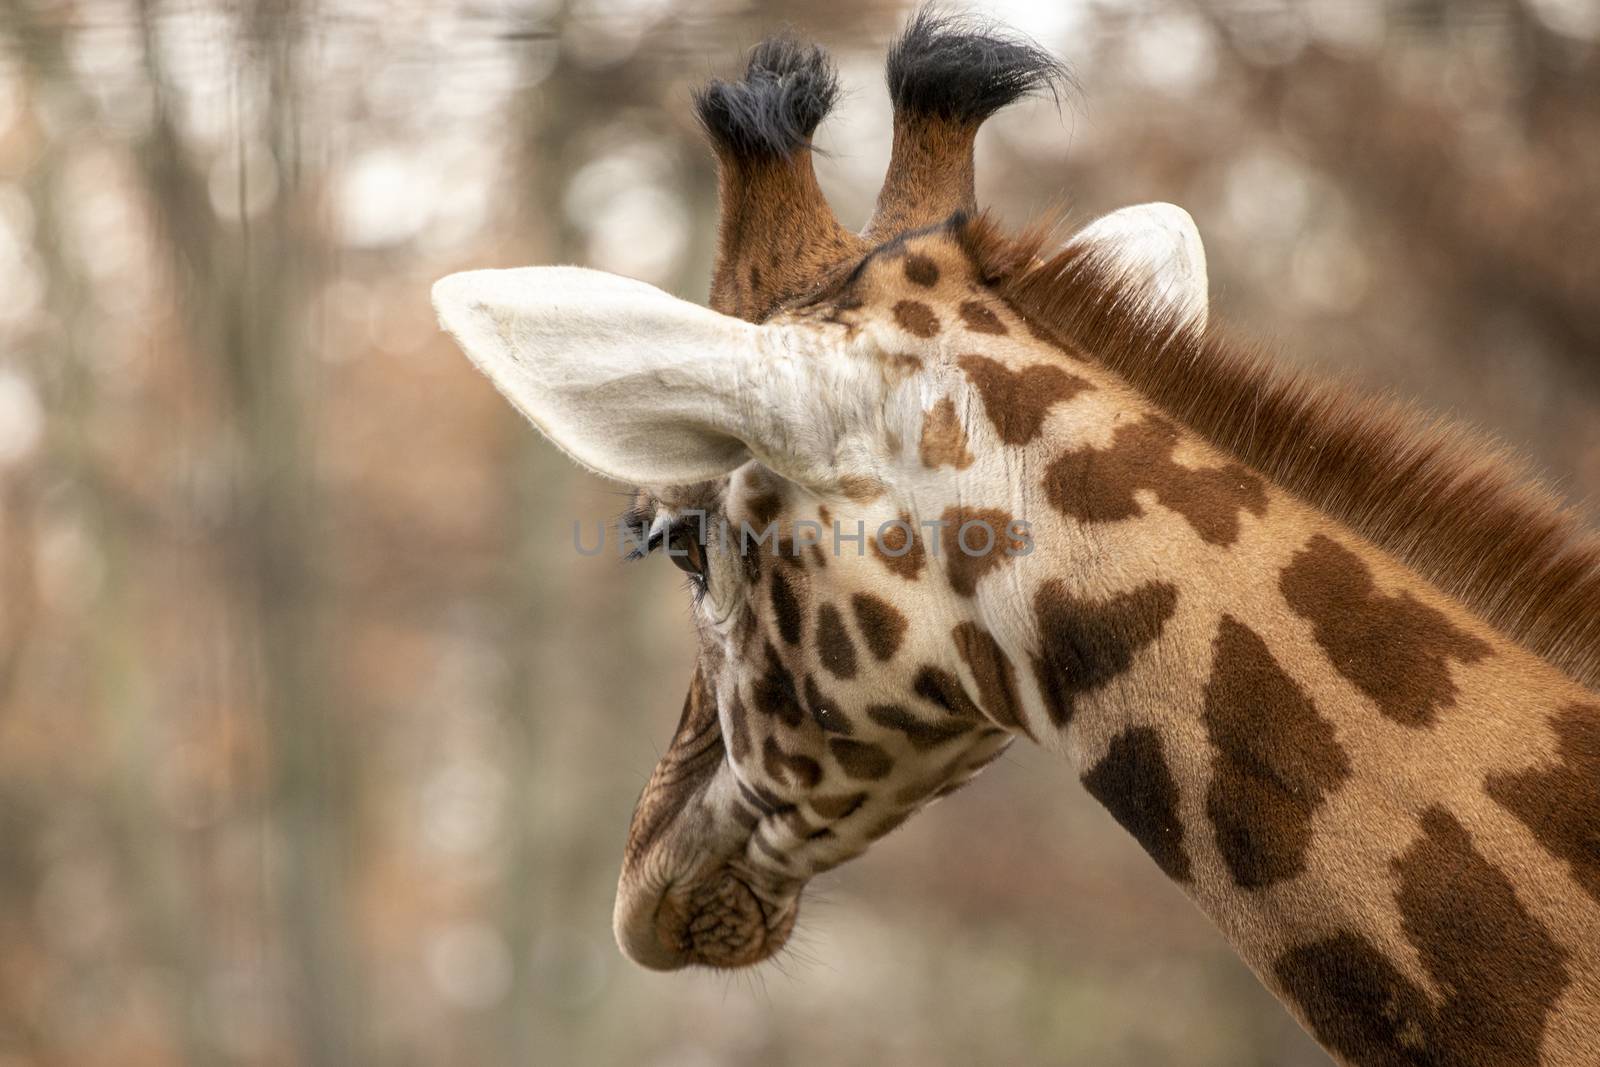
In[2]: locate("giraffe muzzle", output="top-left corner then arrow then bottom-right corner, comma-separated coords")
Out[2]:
615,867 -> 800,971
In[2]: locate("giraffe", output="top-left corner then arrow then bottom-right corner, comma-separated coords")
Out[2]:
433,12 -> 1600,1065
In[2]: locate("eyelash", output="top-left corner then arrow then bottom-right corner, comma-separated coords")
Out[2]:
620,510 -> 709,594
623,529 -> 663,562
618,504 -> 659,562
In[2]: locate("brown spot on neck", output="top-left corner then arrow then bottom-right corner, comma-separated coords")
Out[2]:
918,397 -> 974,470
769,566 -> 804,645
1081,726 -> 1192,882
866,703 -> 972,750
893,299 -> 940,338
802,674 -> 852,735
1203,616 -> 1351,889
1031,579 -> 1178,727
850,593 -> 907,662
951,622 -> 1032,739
1486,703 -> 1600,906
816,602 -> 859,680
828,737 -> 893,780
745,490 -> 784,531
1395,808 -> 1571,1043
903,253 -> 940,287
1043,415 -> 1268,546
872,513 -> 927,581
958,300 -> 1007,335
751,642 -> 805,728
762,735 -> 822,790
839,474 -> 887,503
1273,935 -> 1439,1066
912,666 -> 985,721
939,505 -> 1027,597
958,354 -> 1091,446
1274,807 -> 1572,1065
884,351 -> 925,378
1280,534 -> 1492,727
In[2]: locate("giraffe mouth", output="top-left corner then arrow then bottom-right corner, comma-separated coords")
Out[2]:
617,868 -> 800,970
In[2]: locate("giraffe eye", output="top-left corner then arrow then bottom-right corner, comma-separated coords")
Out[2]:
666,525 -> 706,579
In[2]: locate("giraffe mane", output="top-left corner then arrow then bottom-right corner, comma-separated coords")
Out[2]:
960,213 -> 1600,691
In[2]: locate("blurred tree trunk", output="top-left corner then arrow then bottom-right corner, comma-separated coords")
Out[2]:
130,0 -> 366,1061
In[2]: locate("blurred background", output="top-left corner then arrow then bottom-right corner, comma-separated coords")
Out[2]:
0,0 -> 1596,1064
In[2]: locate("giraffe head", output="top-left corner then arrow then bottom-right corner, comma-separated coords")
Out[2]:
434,13 -> 1207,970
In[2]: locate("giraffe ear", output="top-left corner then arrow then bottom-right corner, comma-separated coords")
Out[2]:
1063,203 -> 1209,331
432,267 -> 846,488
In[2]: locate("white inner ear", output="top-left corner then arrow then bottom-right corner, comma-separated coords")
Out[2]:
1064,202 -> 1210,332
433,266 -> 877,492
433,266 -> 764,486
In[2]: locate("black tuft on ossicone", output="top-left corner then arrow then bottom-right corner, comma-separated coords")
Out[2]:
886,8 -> 1069,123
694,35 -> 841,160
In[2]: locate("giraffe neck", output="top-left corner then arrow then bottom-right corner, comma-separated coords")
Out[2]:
947,392 -> 1600,1063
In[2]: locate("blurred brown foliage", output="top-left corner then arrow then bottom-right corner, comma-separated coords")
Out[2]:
0,1 -> 1595,1064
